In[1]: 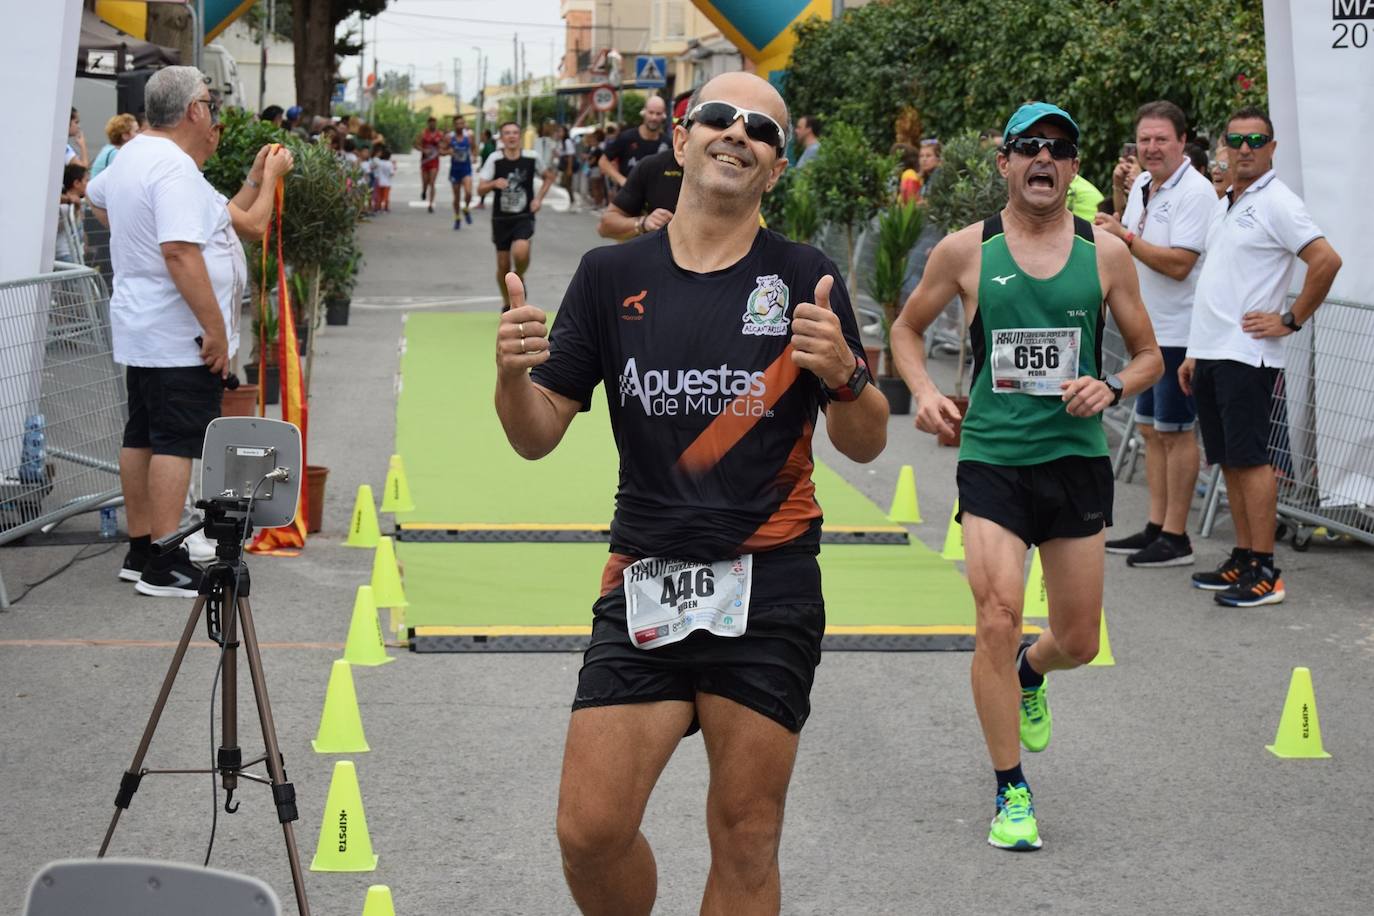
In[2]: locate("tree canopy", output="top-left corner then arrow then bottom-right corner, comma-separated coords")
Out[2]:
784,0 -> 1266,191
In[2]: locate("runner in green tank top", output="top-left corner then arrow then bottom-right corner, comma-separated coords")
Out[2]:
891,102 -> 1162,851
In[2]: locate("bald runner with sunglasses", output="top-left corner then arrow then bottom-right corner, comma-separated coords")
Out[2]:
892,102 -> 1162,851
494,72 -> 887,914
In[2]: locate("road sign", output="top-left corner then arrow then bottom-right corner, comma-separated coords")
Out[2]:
591,84 -> 617,113
332,82 -> 347,103
635,55 -> 667,88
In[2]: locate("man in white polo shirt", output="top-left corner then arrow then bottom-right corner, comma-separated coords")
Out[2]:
1095,100 -> 1217,568
1179,106 -> 1342,608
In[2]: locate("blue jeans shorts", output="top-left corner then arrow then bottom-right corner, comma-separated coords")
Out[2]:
1135,346 -> 1196,432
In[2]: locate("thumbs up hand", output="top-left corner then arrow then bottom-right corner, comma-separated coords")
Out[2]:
790,275 -> 856,390
496,272 -> 549,377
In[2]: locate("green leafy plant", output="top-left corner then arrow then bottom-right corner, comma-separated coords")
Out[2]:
784,0 -> 1267,192
922,130 -> 1007,397
923,129 -> 1006,235
864,198 -> 926,375
368,93 -> 428,154
781,170 -> 822,245
203,107 -> 287,197
805,122 -> 894,282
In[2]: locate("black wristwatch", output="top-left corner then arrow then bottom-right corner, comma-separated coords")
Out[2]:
1281,311 -> 1303,332
1103,374 -> 1124,406
823,359 -> 871,402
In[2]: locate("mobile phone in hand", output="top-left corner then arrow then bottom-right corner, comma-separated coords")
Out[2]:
1120,142 -> 1138,160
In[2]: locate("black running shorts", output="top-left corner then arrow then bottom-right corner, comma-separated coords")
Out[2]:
1192,358 -> 1280,468
123,365 -> 223,458
572,590 -> 825,734
491,215 -> 535,252
956,455 -> 1114,546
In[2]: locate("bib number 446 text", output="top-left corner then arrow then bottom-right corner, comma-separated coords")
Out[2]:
660,567 -> 715,606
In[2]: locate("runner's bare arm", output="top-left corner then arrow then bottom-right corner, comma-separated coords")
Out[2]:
1072,229 -> 1162,415
494,274 -> 580,459
600,159 -> 627,188
596,203 -> 643,240
792,276 -> 888,462
891,227 -> 979,438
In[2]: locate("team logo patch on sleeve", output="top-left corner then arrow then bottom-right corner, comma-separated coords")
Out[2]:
741,275 -> 790,336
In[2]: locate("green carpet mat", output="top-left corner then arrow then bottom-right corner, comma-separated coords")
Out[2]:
394,313 -> 976,646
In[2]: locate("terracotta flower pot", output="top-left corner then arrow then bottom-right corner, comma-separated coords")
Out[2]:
306,465 -> 328,534
863,345 -> 883,376
219,383 -> 260,417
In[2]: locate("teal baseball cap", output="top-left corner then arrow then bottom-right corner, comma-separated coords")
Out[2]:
1003,102 -> 1079,144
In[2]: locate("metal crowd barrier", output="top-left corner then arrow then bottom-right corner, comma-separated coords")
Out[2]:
1198,297 -> 1374,549
0,263 -> 125,606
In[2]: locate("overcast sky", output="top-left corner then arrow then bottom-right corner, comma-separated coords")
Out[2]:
337,0 -> 568,102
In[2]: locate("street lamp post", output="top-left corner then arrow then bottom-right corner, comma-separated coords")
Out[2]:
472,46 -> 484,138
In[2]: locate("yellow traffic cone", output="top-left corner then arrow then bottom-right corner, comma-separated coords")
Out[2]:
310,761 -> 379,871
370,536 -> 409,608
1266,667 -> 1331,758
940,502 -> 964,561
380,454 -> 416,513
345,485 -> 382,549
1022,548 -> 1049,618
887,464 -> 922,524
313,660 -> 370,753
1088,611 -> 1115,666
362,885 -> 397,916
344,586 -> 395,667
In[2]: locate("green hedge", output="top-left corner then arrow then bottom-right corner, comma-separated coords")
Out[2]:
785,0 -> 1266,191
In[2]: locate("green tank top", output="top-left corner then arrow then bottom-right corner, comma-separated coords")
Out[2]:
959,212 -> 1109,466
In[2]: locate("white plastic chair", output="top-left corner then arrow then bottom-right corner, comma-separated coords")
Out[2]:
25,858 -> 282,916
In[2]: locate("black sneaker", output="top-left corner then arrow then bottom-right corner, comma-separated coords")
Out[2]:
1214,561 -> 1286,607
1191,550 -> 1248,591
1127,534 -> 1195,568
135,547 -> 203,598
118,549 -> 147,583
1105,523 -> 1161,555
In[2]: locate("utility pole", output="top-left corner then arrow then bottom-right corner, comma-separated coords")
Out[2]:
452,57 -> 461,117
472,46 -> 484,138
357,11 -> 365,113
513,33 -> 520,125
523,41 -> 532,132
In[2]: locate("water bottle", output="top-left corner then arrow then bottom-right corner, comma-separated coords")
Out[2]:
19,413 -> 46,484
100,506 -> 119,539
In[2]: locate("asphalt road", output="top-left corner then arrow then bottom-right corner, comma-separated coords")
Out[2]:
2,155 -> 1369,915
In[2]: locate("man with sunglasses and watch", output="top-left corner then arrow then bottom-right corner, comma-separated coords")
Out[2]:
1178,106 -> 1342,608
1094,100 -> 1218,570
892,102 -> 1162,851
494,71 -> 887,914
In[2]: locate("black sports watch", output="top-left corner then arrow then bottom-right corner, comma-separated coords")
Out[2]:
1103,374 -> 1124,406
1281,311 -> 1303,332
824,359 -> 871,403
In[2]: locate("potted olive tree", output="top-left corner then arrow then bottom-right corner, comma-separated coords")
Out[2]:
805,122 -> 894,287
864,197 -> 926,414
922,129 -> 1007,444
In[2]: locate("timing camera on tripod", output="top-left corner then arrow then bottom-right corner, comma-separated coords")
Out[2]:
97,417 -> 314,916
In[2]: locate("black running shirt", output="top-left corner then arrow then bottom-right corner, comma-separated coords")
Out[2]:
530,228 -> 865,604
605,129 -> 670,177
612,149 -> 682,217
479,151 -> 539,221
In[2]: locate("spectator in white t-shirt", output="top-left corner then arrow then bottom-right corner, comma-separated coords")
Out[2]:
1177,105 -> 1342,609
1094,100 -> 1217,569
86,66 -> 293,598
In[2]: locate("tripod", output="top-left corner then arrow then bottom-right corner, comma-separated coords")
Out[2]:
98,499 -> 311,916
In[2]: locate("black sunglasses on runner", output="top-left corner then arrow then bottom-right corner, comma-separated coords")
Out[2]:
1225,132 -> 1272,150
1003,136 -> 1078,160
686,101 -> 787,152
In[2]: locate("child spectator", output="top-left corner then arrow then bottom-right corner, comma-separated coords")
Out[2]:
373,146 -> 394,212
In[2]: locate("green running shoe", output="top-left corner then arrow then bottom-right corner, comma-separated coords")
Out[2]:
1019,682 -> 1051,752
988,783 -> 1041,850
